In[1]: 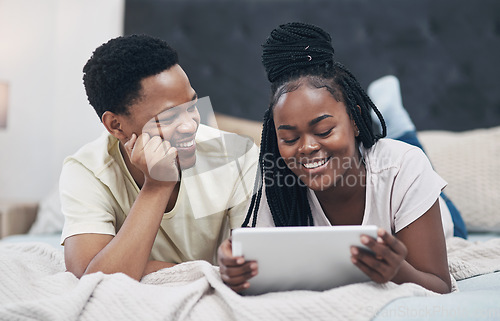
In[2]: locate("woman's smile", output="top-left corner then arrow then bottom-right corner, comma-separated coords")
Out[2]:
301,156 -> 331,169
273,82 -> 361,191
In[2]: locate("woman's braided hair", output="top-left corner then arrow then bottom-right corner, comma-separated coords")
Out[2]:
242,22 -> 386,227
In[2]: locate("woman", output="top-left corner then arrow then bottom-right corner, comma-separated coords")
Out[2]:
218,22 -> 452,294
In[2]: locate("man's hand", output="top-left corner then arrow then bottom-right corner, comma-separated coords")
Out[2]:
124,133 -> 180,183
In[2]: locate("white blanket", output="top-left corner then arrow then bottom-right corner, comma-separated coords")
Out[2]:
0,237 -> 499,321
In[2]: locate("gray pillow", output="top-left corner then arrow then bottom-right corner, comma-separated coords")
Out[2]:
418,126 -> 500,233
29,183 -> 64,235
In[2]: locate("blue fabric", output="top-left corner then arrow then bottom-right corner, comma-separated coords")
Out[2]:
440,193 -> 468,239
395,130 -> 468,239
373,287 -> 500,321
374,271 -> 500,321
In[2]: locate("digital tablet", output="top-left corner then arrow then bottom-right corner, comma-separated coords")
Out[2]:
231,225 -> 378,295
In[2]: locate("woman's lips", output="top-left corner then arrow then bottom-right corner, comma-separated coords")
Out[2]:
302,157 -> 331,169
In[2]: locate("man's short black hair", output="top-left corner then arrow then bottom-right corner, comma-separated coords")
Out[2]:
83,34 -> 179,119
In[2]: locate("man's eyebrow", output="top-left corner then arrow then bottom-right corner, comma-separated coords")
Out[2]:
157,92 -> 199,115
178,92 -> 198,108
309,114 -> 332,126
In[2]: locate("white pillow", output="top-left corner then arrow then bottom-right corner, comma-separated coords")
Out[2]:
418,126 -> 500,232
28,183 -> 65,235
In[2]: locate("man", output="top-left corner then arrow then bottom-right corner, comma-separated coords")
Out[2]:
60,34 -> 257,281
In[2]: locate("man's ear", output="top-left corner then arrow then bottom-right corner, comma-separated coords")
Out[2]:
102,111 -> 128,140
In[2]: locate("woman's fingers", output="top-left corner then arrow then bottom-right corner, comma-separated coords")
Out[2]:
377,228 -> 408,258
220,262 -> 257,283
217,238 -> 258,293
225,280 -> 251,293
221,263 -> 257,293
351,228 -> 407,283
217,238 -> 239,266
222,261 -> 258,278
351,246 -> 394,282
350,249 -> 385,283
360,229 -> 407,264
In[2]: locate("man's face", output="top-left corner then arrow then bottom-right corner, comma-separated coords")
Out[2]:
119,64 -> 200,169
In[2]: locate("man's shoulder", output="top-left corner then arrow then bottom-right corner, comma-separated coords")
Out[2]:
64,131 -> 120,174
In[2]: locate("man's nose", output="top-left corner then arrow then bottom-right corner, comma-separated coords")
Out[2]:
176,112 -> 198,133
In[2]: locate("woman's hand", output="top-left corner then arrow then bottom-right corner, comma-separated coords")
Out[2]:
124,133 -> 180,183
217,238 -> 258,293
350,228 -> 408,283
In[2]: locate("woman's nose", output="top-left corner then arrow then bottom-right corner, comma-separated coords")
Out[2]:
297,136 -> 320,155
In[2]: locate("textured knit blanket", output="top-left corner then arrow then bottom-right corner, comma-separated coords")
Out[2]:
1,237 -> 499,321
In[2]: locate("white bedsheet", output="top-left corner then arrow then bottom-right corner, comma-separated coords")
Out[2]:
0,237 -> 499,321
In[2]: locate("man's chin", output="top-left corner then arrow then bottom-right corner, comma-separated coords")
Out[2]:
179,154 -> 196,170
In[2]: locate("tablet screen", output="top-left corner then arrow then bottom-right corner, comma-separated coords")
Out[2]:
231,225 -> 378,295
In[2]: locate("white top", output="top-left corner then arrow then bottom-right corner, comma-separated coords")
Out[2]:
251,139 -> 454,238
59,124 -> 258,264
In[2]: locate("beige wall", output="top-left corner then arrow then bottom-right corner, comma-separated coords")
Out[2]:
0,0 -> 125,201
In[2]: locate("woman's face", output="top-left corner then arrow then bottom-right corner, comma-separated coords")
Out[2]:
272,84 -> 362,192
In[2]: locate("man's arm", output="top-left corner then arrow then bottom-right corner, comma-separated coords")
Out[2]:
64,181 -> 176,280
64,133 -> 180,281
143,260 -> 177,275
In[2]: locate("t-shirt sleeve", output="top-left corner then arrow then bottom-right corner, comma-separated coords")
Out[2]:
59,159 -> 117,245
227,139 -> 259,229
392,148 -> 447,233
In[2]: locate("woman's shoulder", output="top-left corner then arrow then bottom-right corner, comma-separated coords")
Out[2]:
369,138 -> 420,154
363,138 -> 428,173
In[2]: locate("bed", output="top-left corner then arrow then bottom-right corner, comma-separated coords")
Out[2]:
1,122 -> 500,321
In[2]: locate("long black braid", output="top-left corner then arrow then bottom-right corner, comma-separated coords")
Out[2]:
243,107 -> 313,227
242,22 -> 386,227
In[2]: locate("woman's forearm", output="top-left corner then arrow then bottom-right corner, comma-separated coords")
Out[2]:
391,260 -> 451,294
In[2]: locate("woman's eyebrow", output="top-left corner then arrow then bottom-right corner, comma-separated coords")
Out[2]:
277,124 -> 296,130
309,114 -> 333,126
277,114 -> 333,131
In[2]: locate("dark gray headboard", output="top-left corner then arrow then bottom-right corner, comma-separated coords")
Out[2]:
125,0 -> 500,131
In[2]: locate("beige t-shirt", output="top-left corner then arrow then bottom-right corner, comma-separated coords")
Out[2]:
59,124 -> 258,264
251,139 -> 454,238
